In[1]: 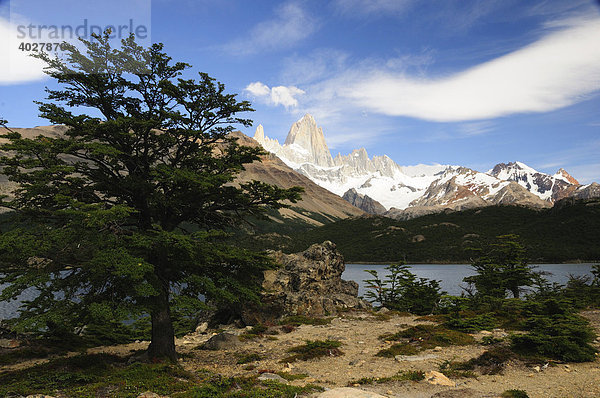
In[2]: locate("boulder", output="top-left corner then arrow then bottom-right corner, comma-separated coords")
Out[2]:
201,332 -> 240,350
317,387 -> 388,398
242,241 -> 370,323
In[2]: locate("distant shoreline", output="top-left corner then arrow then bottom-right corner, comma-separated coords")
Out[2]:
346,261 -> 599,265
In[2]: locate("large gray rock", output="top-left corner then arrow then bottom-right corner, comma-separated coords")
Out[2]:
242,241 -> 369,323
201,332 -> 240,350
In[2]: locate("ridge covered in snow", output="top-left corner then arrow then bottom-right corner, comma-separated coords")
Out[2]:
253,114 -> 588,216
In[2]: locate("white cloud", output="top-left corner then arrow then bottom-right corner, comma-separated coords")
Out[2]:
0,17 -> 47,85
224,2 -> 318,55
333,0 -> 415,16
341,16 -> 600,122
244,82 -> 305,108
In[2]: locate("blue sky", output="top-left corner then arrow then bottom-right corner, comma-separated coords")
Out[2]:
1,0 -> 600,182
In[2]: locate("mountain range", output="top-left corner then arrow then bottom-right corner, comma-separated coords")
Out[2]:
253,114 -> 599,219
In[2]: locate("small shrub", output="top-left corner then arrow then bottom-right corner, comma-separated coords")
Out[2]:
510,300 -> 597,362
279,315 -> 331,326
349,370 -> 424,385
439,360 -> 478,379
481,335 -> 504,346
275,372 -> 308,381
444,313 -> 497,332
280,324 -> 296,333
377,325 -> 474,357
364,262 -> 444,315
376,343 -> 420,357
447,346 -> 516,376
501,390 -> 529,398
236,353 -> 262,364
282,340 -> 343,362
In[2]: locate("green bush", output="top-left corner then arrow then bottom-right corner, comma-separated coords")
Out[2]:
282,340 -> 343,362
501,390 -> 529,398
510,298 -> 597,362
445,313 -> 497,332
364,262 -> 443,315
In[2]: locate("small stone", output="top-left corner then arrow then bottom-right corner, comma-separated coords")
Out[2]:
378,307 -> 390,313
137,392 -> 161,398
480,331 -> 493,336
25,395 -> 56,398
433,346 -> 443,352
258,372 -> 288,384
527,373 -> 534,377
533,366 -> 541,373
425,370 -> 455,387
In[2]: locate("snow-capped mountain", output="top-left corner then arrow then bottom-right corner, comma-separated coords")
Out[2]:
253,114 -> 592,218
488,162 -> 579,202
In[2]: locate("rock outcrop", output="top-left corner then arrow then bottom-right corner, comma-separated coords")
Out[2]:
342,188 -> 387,215
242,241 -> 369,324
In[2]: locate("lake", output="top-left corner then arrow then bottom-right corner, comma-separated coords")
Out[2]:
1,263 -> 596,320
342,263 -> 597,298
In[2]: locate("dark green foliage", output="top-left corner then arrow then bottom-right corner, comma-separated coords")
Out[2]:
464,235 -> 538,299
278,315 -> 332,326
377,324 -> 474,357
447,346 -> 516,375
501,390 -> 529,398
282,339 -> 343,362
236,353 -> 262,364
560,274 -> 600,309
0,33 -> 301,360
364,262 -> 443,315
444,313 -> 497,332
376,343 -> 420,357
510,298 -> 597,362
253,201 -> 600,262
349,370 -> 425,385
0,353 -> 320,397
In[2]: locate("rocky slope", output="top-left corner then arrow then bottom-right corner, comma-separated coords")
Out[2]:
0,126 -> 365,226
253,114 -> 597,219
342,188 -> 387,215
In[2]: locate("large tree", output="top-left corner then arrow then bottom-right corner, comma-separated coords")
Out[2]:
0,33 -> 301,360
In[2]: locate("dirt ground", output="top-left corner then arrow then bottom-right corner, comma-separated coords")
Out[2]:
2,310 -> 600,398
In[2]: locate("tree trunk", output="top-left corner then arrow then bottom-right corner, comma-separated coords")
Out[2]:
147,288 -> 177,361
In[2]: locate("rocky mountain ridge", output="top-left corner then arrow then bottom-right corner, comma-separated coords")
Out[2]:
253,114 -> 599,219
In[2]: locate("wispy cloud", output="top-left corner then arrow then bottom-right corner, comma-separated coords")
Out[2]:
245,82 -> 305,108
341,16 -> 600,122
0,17 -> 47,85
223,1 -> 318,55
332,0 -> 415,16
